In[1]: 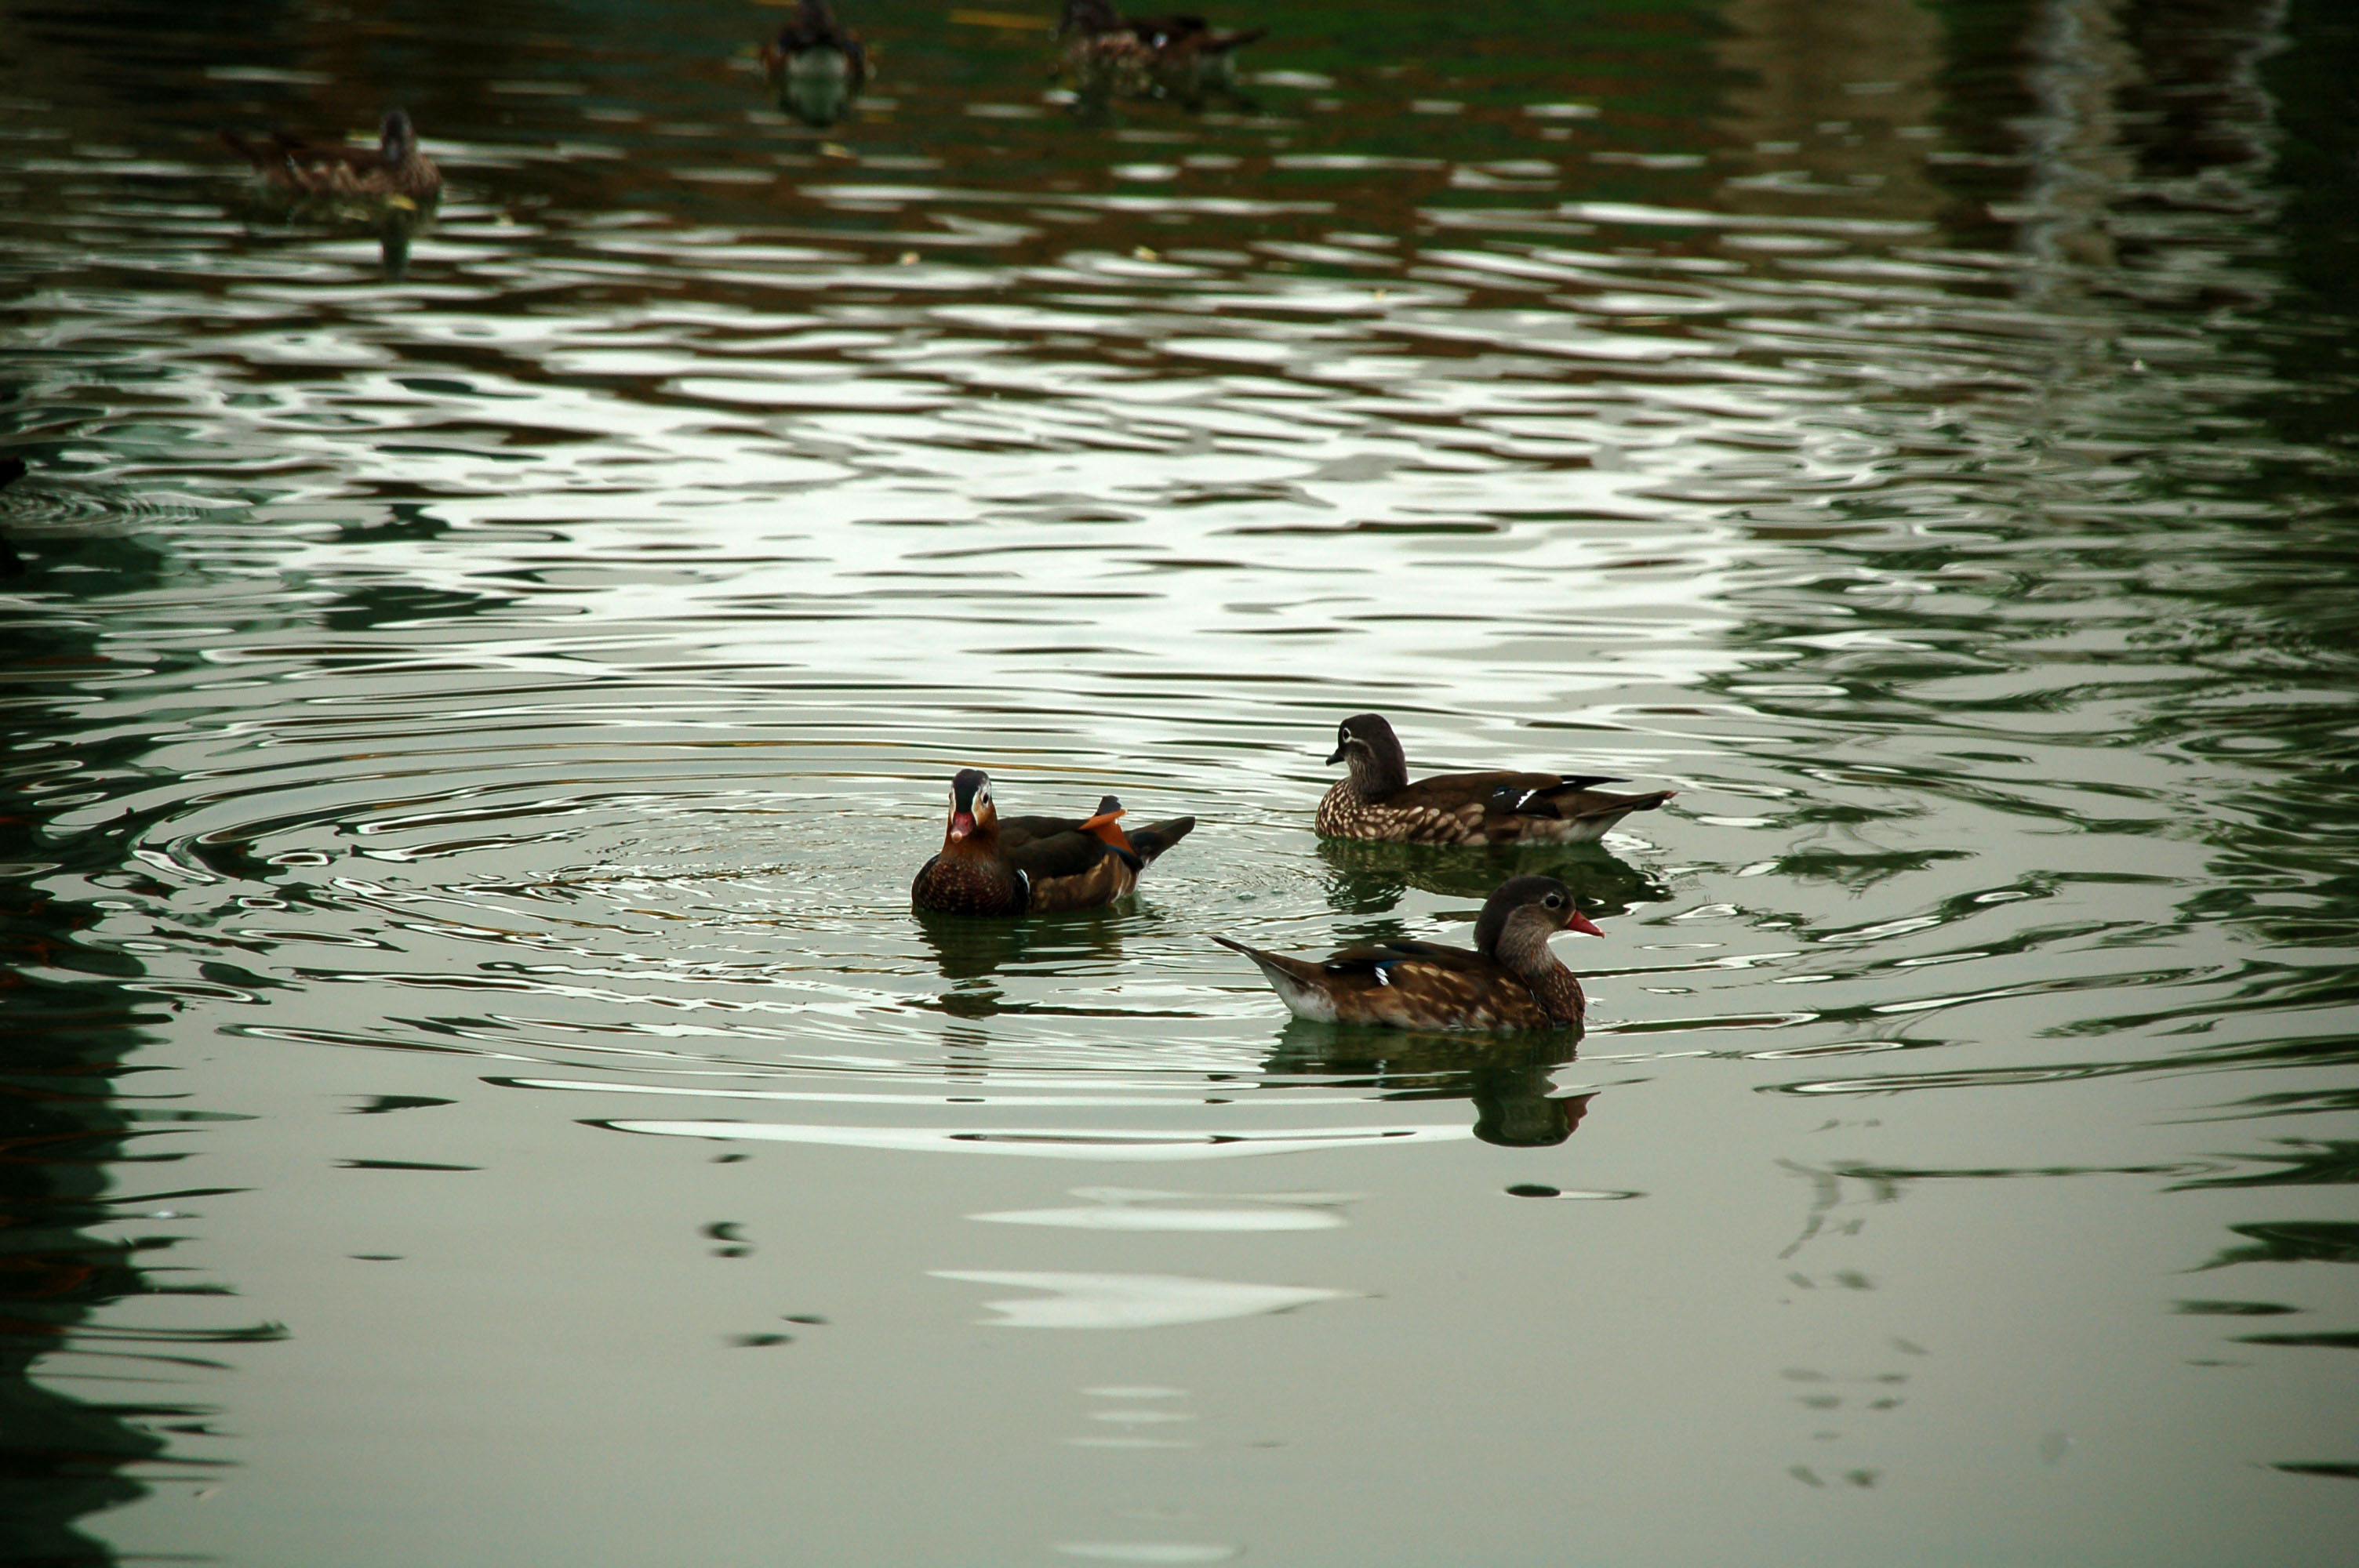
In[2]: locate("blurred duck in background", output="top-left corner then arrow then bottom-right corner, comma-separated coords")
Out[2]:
761,0 -> 870,127
1056,0 -> 1265,107
220,108 -> 441,205
220,107 -> 440,278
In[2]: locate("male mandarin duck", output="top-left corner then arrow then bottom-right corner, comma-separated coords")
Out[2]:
760,0 -> 869,128
912,768 -> 1195,916
1315,713 -> 1674,847
1214,875 -> 1602,1031
1056,0 -> 1266,94
220,108 -> 442,203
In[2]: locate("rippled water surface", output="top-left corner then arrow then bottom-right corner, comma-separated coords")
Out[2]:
5,0 -> 2357,1562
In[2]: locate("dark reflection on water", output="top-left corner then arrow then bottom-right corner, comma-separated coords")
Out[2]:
2,0 -> 2357,1558
0,540 -> 249,1563
0,932 -> 169,1566
1262,1019 -> 1593,1149
914,906 -> 1129,985
1315,835 -> 1669,913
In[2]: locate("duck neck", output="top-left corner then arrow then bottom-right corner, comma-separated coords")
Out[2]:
1489,919 -> 1585,1025
1350,735 -> 1408,798
942,818 -> 1001,861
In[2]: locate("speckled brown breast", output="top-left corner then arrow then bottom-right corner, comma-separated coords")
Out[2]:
1316,780 -> 1487,845
911,855 -> 1027,916
1522,964 -> 1587,1027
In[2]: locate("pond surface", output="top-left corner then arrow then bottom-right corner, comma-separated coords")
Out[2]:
4,0 -> 2357,1563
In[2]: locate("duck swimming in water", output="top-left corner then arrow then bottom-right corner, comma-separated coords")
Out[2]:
760,0 -> 869,128
1056,0 -> 1265,103
1214,875 -> 1602,1031
912,768 -> 1195,916
221,108 -> 441,204
1316,713 -> 1675,846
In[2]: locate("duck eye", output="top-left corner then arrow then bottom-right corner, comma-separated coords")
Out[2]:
1543,893 -> 1564,908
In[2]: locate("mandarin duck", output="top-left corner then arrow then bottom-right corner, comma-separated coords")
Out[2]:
1214,875 -> 1601,1031
912,768 -> 1195,916
1056,0 -> 1265,101
221,108 -> 441,204
1315,713 -> 1674,846
760,0 -> 869,128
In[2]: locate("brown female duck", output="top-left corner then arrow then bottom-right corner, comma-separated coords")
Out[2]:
1214,875 -> 1601,1031
221,108 -> 441,203
1316,713 -> 1674,846
912,768 -> 1195,916
760,0 -> 869,128
1057,0 -> 1266,93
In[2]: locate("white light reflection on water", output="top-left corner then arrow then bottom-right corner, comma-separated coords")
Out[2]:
608,1120 -> 1474,1159
934,1271 -> 1358,1330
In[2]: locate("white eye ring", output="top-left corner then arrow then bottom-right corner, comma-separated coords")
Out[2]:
1543,893 -> 1564,908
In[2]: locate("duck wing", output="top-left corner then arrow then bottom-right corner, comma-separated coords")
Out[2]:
1317,938 -> 1490,977
1517,780 -> 1673,822
998,816 -> 1129,880
277,132 -> 382,173
1121,13 -> 1213,43
1387,767 -> 1658,822
221,128 -> 384,179
1386,769 -> 1569,813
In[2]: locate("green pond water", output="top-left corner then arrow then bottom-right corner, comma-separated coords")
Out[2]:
3,0 -> 2356,1563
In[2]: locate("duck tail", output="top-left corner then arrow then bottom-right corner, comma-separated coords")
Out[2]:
1212,935 -> 1337,1020
1572,788 -> 1674,820
1209,27 -> 1267,52
1125,815 -> 1195,864
1211,932 -> 1290,978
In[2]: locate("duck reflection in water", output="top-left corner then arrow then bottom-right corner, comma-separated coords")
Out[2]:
1318,833 -> 1669,917
760,0 -> 869,129
1266,1021 -> 1597,1149
914,906 -> 1130,1018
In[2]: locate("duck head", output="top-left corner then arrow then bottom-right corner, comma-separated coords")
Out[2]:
379,109 -> 417,167
1327,712 -> 1408,793
1060,0 -> 1125,38
945,768 -> 999,844
1474,875 -> 1605,963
